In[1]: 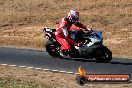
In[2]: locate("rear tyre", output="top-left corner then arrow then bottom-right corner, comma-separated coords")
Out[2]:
95,46 -> 112,63
45,40 -> 59,58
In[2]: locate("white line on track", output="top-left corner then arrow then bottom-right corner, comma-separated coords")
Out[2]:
43,69 -> 51,71
59,71 -> 67,73
9,65 -> 17,67
51,70 -> 59,72
35,68 -> 42,70
66,72 -> 74,74
26,67 -> 34,69
0,63 -> 75,74
19,66 -> 27,68
1,64 -> 8,66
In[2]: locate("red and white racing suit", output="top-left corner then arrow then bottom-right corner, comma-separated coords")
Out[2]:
55,17 -> 87,50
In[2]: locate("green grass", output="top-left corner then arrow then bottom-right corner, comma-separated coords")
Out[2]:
0,77 -> 54,88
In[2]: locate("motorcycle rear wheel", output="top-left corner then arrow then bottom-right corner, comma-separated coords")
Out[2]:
45,40 -> 60,58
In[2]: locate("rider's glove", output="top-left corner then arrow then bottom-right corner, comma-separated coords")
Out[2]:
85,27 -> 94,32
87,28 -> 92,31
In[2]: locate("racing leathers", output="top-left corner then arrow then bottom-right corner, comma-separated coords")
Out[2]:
55,17 -> 87,51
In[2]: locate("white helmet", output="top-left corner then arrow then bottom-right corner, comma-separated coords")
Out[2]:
68,10 -> 79,23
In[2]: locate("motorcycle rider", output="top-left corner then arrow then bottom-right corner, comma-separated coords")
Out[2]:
55,9 -> 91,56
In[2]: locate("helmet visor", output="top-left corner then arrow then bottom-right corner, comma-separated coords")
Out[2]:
69,16 -> 79,23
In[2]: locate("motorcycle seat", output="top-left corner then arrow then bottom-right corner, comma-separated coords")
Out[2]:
51,29 -> 56,32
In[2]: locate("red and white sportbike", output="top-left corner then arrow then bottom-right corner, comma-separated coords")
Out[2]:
43,28 -> 112,63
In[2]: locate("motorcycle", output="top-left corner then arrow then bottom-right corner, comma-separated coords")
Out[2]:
42,27 -> 112,63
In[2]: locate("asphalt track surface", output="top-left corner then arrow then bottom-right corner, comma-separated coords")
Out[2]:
0,47 -> 132,78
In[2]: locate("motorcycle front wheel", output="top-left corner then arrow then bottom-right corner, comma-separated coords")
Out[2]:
95,46 -> 112,63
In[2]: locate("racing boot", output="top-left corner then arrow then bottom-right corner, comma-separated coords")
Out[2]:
59,50 -> 65,57
59,49 -> 69,57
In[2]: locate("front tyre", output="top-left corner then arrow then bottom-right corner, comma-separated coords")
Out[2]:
95,46 -> 112,63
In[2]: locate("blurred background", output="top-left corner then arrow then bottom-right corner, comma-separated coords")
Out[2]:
0,0 -> 131,57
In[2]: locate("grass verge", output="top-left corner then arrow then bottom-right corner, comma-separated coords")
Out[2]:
0,77 -> 54,88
